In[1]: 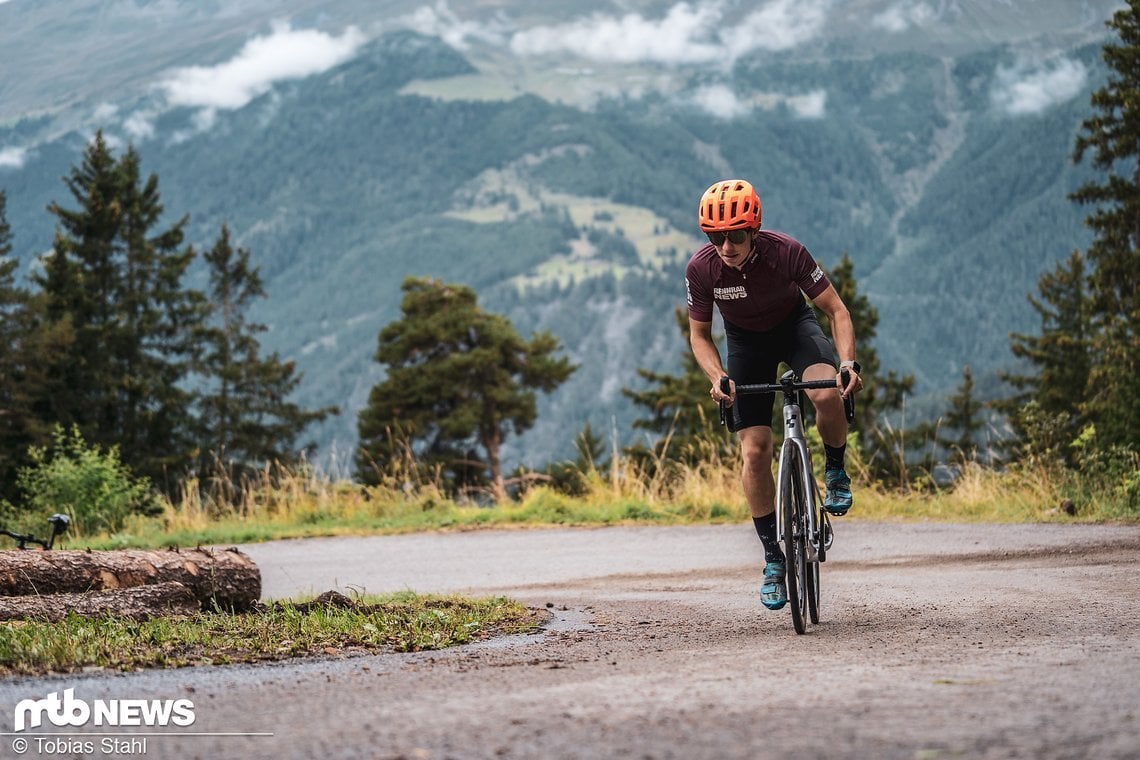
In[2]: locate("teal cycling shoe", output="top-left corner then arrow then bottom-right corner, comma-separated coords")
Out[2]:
761,560 -> 787,610
823,468 -> 853,516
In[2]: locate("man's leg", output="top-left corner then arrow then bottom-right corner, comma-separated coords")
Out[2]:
803,362 -> 853,515
739,426 -> 776,521
739,426 -> 786,610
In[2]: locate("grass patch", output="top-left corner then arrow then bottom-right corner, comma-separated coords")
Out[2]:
0,592 -> 541,676
10,444 -> 1135,554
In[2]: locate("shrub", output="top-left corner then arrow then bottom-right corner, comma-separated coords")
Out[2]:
16,426 -> 160,536
1069,425 -> 1140,516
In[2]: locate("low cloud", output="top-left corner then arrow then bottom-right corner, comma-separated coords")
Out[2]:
787,89 -> 827,119
693,85 -> 752,120
732,0 -> 830,55
92,103 -> 119,123
159,21 -> 366,111
991,57 -> 1088,115
123,111 -> 156,141
0,147 -> 27,169
406,2 -> 508,50
692,86 -> 827,120
509,0 -> 830,65
510,3 -> 720,64
871,2 -> 937,33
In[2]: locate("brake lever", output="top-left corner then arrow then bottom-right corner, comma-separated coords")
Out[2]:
718,375 -> 735,431
840,369 -> 856,425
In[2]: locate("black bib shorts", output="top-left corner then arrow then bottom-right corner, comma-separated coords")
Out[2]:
724,301 -> 837,430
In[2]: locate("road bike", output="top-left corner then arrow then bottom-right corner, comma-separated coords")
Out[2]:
720,370 -> 855,634
1,513 -> 70,549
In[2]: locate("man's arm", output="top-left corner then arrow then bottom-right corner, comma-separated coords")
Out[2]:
810,284 -> 862,396
689,317 -> 733,403
811,285 -> 855,363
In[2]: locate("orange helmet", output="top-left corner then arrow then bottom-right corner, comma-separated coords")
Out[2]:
698,180 -> 762,232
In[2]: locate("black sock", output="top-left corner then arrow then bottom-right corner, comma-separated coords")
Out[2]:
825,443 -> 846,472
752,514 -> 784,562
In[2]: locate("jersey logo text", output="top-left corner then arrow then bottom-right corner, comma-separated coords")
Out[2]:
714,285 -> 748,301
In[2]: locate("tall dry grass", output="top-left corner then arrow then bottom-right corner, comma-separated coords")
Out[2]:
71,435 -> 1130,551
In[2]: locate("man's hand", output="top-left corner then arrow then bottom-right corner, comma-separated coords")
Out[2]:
711,375 -> 735,406
837,367 -> 863,398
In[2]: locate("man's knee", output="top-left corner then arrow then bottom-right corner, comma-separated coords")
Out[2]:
808,389 -> 843,417
740,431 -> 773,471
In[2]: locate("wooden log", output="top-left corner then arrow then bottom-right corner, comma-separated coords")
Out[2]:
0,548 -> 260,611
0,581 -> 199,622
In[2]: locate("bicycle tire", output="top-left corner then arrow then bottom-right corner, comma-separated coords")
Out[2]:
806,546 -> 820,624
780,445 -> 808,634
807,481 -> 821,625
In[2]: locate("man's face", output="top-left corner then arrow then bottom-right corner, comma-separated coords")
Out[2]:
708,228 -> 754,268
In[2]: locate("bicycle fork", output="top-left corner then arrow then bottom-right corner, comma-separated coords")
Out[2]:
775,407 -> 826,565
775,439 -> 820,565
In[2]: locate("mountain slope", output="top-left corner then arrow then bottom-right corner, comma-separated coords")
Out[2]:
0,1 -> 1117,470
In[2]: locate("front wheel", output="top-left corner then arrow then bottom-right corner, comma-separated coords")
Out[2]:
807,478 -> 822,624
780,446 -> 808,634
806,550 -> 820,624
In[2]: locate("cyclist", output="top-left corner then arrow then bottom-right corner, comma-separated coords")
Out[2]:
685,179 -> 863,611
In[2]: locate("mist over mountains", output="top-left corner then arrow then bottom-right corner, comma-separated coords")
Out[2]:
0,0 -> 1121,470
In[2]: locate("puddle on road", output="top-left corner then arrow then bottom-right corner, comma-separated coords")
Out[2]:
464,605 -> 597,653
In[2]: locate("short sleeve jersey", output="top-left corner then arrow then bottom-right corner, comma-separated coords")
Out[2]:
685,230 -> 831,332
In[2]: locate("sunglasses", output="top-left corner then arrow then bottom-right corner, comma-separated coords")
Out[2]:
706,229 -> 752,246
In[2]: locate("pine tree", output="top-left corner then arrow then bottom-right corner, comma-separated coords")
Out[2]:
999,250 -> 1091,459
0,192 -> 78,494
35,132 -> 204,486
814,253 -> 915,482
0,191 -> 19,406
0,190 -> 32,489
196,224 -> 335,478
937,365 -> 986,465
356,277 -> 575,501
622,308 -> 732,463
1070,2 -> 1140,448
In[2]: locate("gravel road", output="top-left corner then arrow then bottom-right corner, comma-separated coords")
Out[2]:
2,521 -> 1139,759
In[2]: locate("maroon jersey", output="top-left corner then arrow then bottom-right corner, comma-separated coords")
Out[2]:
685,230 -> 831,332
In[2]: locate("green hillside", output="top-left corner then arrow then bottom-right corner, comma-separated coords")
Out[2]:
0,20 -> 1106,470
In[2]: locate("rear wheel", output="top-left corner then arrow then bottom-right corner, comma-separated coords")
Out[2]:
780,447 -> 807,635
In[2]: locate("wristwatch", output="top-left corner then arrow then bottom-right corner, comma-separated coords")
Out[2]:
840,360 -> 861,374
